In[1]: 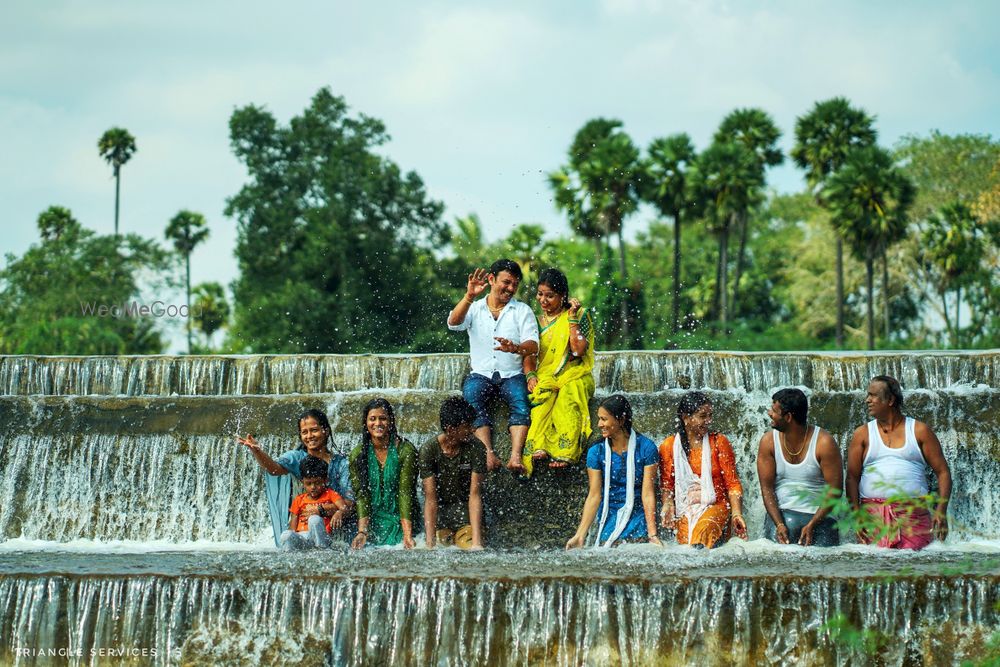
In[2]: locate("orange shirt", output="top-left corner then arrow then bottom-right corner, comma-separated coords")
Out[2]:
658,432 -> 743,504
290,488 -> 342,532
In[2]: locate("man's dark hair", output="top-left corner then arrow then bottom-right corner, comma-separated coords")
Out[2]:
300,455 -> 329,481
489,259 -> 523,282
872,375 -> 904,410
537,268 -> 569,299
772,388 -> 809,426
440,396 -> 476,431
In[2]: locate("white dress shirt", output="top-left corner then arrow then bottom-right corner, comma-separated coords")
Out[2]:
448,297 -> 539,379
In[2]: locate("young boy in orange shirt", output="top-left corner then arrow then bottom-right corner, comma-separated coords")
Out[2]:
279,456 -> 346,550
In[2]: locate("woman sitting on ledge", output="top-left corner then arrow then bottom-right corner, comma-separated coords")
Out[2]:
522,268 -> 595,477
239,408 -> 356,546
659,392 -> 747,548
566,395 -> 661,549
348,398 -> 419,549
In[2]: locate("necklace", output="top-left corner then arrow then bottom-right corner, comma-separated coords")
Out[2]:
487,296 -> 505,317
540,308 -> 564,328
781,427 -> 809,458
879,417 -> 899,434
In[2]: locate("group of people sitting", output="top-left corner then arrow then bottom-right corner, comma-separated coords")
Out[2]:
238,259 -> 952,552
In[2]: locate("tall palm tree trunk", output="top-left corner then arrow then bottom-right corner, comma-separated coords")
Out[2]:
731,210 -> 749,316
865,254 -> 875,350
719,221 -> 731,328
955,285 -> 962,348
836,238 -> 845,348
113,166 -> 121,237
185,253 -> 192,354
882,250 -> 890,342
672,213 -> 682,333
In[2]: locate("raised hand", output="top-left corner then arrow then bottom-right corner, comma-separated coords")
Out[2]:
567,298 -> 582,317
237,434 -> 260,451
466,268 -> 489,299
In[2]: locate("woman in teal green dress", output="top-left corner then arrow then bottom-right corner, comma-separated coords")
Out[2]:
349,398 -> 419,548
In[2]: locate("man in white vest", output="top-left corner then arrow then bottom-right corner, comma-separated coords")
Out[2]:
846,375 -> 951,550
757,388 -> 843,546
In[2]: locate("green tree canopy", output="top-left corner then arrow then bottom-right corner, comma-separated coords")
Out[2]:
0,206 -> 171,354
895,131 -> 1000,221
225,88 -> 446,353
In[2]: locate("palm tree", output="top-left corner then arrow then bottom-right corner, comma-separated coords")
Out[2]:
791,98 -> 877,347
714,108 -> 783,313
98,128 -> 137,236
192,282 -> 231,349
641,133 -> 701,333
165,210 -> 210,354
690,141 -> 763,328
823,146 -> 914,349
921,202 -> 988,346
549,118 -> 643,336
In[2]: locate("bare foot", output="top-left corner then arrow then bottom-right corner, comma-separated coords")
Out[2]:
506,458 -> 526,474
531,450 -> 549,462
548,460 -> 568,468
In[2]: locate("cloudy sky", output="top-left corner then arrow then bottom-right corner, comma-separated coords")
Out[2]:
2,1 -> 998,348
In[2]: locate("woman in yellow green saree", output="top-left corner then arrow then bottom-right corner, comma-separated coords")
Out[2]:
522,268 -> 596,476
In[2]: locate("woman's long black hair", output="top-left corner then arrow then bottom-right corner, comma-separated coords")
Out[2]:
674,391 -> 711,456
599,394 -> 633,437
296,408 -> 332,450
356,397 -> 399,492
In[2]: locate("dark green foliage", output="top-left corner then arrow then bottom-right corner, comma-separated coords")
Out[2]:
191,282 -> 230,349
0,206 -> 171,354
224,88 -> 447,353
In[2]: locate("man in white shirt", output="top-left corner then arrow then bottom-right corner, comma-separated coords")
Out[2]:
448,259 -> 539,473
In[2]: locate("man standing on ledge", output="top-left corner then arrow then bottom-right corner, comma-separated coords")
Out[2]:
448,259 -> 539,473
757,388 -> 842,546
846,375 -> 951,550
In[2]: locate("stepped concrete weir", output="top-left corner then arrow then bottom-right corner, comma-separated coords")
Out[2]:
0,350 -> 998,665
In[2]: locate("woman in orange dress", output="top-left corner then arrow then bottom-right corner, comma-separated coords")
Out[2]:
659,391 -> 747,548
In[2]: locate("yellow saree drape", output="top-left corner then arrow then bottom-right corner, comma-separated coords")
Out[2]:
522,309 -> 595,476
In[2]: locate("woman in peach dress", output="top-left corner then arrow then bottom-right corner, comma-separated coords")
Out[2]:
659,391 -> 747,548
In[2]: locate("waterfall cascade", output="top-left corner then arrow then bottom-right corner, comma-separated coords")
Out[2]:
1,351 -> 998,665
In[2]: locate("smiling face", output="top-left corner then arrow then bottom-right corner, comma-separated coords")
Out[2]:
489,270 -> 520,305
535,282 -> 565,316
302,475 -> 327,499
767,401 -> 791,432
366,407 -> 391,442
596,407 -> 624,440
299,416 -> 329,455
866,381 -> 893,418
681,402 -> 713,441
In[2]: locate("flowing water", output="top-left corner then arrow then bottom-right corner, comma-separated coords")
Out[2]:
0,351 -> 998,665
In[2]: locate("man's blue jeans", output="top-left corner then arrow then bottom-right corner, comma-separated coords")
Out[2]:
462,372 -> 531,430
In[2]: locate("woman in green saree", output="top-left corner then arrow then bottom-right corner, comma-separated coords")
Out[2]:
349,398 -> 419,548
522,268 -> 596,476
